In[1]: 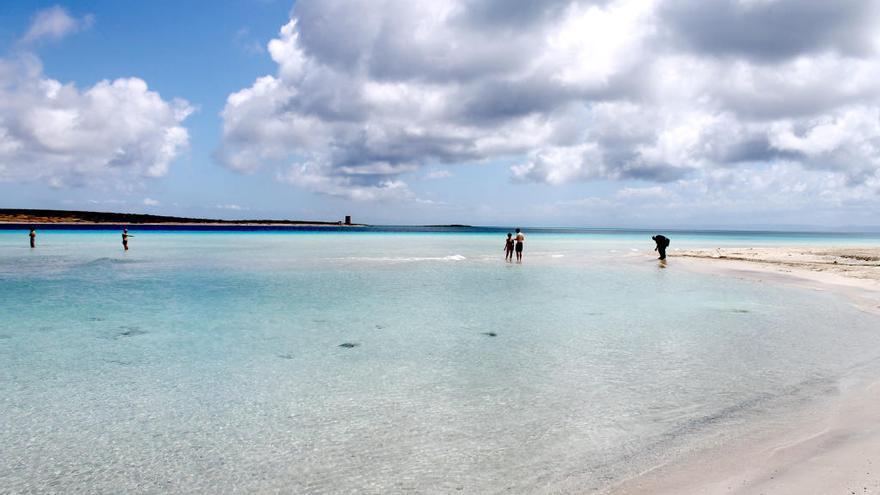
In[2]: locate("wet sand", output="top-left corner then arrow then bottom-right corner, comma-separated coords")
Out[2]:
613,378 -> 880,494
676,246 -> 880,314
612,246 -> 880,494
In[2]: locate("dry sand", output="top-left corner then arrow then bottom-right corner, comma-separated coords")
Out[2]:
611,246 -> 880,494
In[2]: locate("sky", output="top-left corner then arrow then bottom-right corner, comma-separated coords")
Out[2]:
2,0 -> 880,229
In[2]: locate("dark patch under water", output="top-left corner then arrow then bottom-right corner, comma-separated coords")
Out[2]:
481,332 -> 498,337
278,354 -> 294,360
338,342 -> 360,348
104,359 -> 133,366
80,257 -> 139,268
117,326 -> 147,338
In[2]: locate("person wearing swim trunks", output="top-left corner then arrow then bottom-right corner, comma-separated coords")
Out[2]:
29,228 -> 36,248
514,228 -> 524,262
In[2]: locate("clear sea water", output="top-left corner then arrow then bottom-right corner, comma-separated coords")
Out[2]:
2,228 -> 880,493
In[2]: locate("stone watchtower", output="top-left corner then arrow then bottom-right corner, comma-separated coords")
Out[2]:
344,215 -> 352,225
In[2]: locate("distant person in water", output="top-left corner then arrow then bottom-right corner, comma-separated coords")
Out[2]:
514,228 -> 525,262
122,229 -> 133,251
652,234 -> 670,260
504,233 -> 514,261
29,228 -> 36,248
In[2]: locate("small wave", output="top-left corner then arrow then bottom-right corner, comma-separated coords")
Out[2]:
550,254 -> 565,258
338,255 -> 466,262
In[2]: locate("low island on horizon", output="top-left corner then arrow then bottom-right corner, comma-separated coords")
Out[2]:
0,209 -> 483,230
0,208 -> 367,228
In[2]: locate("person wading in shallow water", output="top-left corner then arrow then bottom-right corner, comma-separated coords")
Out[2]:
122,229 -> 134,251
29,228 -> 36,248
652,234 -> 670,260
514,228 -> 525,262
504,233 -> 515,262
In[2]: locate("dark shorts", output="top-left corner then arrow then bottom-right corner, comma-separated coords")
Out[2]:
515,242 -> 523,252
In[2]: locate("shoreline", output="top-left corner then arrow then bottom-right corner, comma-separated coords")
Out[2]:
675,246 -> 880,315
612,375 -> 880,494
611,247 -> 880,494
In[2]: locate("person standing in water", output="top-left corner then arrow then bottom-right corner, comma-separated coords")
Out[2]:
514,228 -> 525,262
122,228 -> 134,251
29,228 -> 36,248
504,233 -> 515,262
652,234 -> 670,260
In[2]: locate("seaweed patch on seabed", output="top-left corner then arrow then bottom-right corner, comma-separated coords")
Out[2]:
0,335 -> 11,340
481,332 -> 498,337
81,257 -> 139,267
103,359 -> 133,366
117,326 -> 148,338
278,353 -> 295,360
338,342 -> 360,348
87,317 -> 105,322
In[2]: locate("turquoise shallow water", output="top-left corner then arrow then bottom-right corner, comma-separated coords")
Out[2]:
2,230 -> 880,493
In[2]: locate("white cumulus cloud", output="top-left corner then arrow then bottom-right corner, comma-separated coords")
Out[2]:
220,0 -> 880,207
215,203 -> 245,210
20,6 -> 94,45
426,169 -> 453,180
0,54 -> 193,188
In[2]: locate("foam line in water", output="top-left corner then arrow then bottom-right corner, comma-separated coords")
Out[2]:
336,255 -> 466,262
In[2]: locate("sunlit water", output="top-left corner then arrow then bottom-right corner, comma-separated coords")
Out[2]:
2,230 -> 880,493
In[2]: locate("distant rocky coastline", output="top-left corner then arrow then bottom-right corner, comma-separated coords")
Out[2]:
0,208 -> 365,227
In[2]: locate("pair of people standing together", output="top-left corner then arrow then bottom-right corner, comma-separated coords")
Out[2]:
504,228 -> 525,262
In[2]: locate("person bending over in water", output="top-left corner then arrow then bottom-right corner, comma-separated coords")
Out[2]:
514,228 -> 525,262
504,233 -> 514,261
122,229 -> 134,251
652,234 -> 670,260
29,228 -> 36,248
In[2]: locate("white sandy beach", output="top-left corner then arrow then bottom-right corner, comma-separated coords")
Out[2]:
677,247 -> 880,293
613,246 -> 880,495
